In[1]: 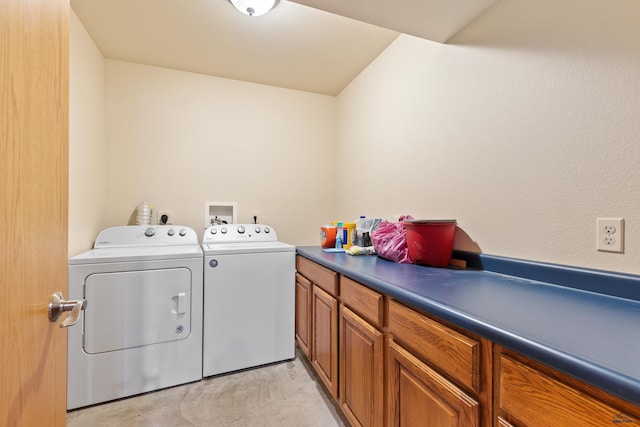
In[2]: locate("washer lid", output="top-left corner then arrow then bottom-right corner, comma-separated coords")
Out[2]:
202,241 -> 295,255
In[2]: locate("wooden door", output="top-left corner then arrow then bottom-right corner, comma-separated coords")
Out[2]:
0,0 -> 69,425
339,305 -> 384,427
295,273 -> 312,357
388,341 -> 479,427
311,285 -> 339,398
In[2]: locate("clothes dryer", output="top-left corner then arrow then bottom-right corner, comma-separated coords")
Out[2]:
67,225 -> 203,409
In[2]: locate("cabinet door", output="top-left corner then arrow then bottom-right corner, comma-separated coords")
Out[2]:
340,306 -> 384,427
388,340 -> 479,427
295,273 -> 312,357
497,353 -> 639,427
312,285 -> 339,398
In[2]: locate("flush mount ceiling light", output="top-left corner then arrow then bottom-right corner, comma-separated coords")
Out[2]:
228,0 -> 280,17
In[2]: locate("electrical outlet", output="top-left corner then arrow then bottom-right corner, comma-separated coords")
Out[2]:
158,210 -> 173,225
597,218 -> 624,253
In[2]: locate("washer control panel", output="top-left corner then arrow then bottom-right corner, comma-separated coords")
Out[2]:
203,224 -> 277,244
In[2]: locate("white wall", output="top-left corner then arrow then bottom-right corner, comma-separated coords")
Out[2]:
103,60 -> 338,245
71,0 -> 640,274
68,11 -> 107,256
337,0 -> 640,273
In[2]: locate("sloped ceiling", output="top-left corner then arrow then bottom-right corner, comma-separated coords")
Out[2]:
289,0 -> 499,43
71,0 -> 498,96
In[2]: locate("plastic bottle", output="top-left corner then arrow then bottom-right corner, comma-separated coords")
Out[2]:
136,201 -> 152,225
355,215 -> 366,246
335,222 -> 343,249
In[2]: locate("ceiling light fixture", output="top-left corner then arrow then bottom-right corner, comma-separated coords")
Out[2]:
228,0 -> 280,17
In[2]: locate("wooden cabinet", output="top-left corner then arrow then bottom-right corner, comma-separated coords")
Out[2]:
311,285 -> 339,398
297,255 -> 340,399
295,255 -> 640,427
295,273 -> 312,357
339,277 -> 385,427
297,255 -> 338,295
495,347 -> 640,427
341,276 -> 384,328
389,300 -> 481,393
388,340 -> 479,427
388,300 -> 489,427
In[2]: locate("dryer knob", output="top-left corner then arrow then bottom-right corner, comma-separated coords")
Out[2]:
264,226 -> 271,233
255,226 -> 261,233
179,228 -> 187,236
221,227 -> 228,234
237,225 -> 246,234
167,229 -> 175,236
145,227 -> 155,237
210,228 -> 218,235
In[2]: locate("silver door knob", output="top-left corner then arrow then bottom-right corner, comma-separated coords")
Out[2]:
48,291 -> 87,328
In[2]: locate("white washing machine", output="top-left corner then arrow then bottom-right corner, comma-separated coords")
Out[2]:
202,224 -> 295,377
67,225 -> 203,410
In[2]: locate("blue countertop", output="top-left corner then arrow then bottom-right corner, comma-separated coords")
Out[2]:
296,246 -> 640,407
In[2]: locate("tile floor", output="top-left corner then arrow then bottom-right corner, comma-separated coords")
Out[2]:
67,352 -> 346,427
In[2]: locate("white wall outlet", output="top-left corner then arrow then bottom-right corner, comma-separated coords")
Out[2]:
597,218 -> 624,253
158,210 -> 173,225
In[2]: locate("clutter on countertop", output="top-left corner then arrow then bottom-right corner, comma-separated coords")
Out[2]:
332,221 -> 356,249
404,219 -> 457,267
321,216 -> 385,251
370,215 -> 414,264
356,216 -> 383,247
322,247 -> 345,253
345,245 -> 376,256
320,225 -> 337,248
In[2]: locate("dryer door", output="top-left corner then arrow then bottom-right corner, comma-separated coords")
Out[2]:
83,268 -> 192,354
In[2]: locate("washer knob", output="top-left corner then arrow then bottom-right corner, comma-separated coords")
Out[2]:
221,227 -> 227,234
167,229 -> 175,236
210,228 -> 218,234
264,226 -> 271,233
179,228 -> 187,236
145,227 -> 155,237
255,226 -> 261,233
237,225 -> 246,234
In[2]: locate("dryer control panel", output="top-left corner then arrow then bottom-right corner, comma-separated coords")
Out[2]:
94,225 -> 199,248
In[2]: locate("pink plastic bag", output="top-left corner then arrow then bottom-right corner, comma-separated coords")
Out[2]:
371,215 -> 413,264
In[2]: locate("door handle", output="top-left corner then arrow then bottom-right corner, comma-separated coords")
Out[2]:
48,291 -> 87,328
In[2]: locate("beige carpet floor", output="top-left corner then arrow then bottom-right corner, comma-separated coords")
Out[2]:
67,353 -> 346,427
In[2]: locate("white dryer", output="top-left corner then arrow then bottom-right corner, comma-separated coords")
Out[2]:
202,224 -> 295,377
67,225 -> 203,410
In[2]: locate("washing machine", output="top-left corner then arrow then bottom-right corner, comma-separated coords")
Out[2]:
67,225 -> 203,410
202,224 -> 295,377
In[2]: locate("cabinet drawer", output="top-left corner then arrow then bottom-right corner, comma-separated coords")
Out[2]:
389,300 -> 480,392
340,276 -> 384,328
498,354 -> 632,426
296,256 -> 338,296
